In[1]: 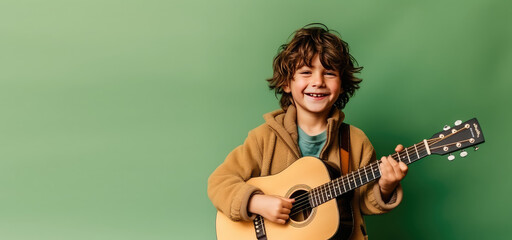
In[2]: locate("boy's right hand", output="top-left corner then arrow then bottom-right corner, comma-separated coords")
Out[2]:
248,194 -> 295,224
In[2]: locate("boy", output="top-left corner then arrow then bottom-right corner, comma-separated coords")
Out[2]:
208,23 -> 408,239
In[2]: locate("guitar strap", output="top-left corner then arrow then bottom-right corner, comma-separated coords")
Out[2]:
339,122 -> 351,175
334,122 -> 354,240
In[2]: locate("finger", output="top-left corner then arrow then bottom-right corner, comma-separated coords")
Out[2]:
276,219 -> 286,225
278,213 -> 290,220
280,208 -> 291,214
281,199 -> 294,209
380,156 -> 389,165
379,158 -> 392,177
380,157 -> 392,169
379,157 -> 387,172
395,144 -> 404,152
387,156 -> 399,166
392,162 -> 403,179
390,160 -> 407,180
399,161 -> 408,175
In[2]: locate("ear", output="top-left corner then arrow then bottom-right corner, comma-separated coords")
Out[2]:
283,85 -> 291,93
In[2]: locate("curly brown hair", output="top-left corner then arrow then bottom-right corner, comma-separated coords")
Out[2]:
267,23 -> 363,110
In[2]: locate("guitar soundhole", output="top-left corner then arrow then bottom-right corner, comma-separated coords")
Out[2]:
289,190 -> 311,222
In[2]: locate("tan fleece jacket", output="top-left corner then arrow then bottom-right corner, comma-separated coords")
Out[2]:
208,105 -> 403,239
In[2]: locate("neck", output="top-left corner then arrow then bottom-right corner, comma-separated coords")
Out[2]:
296,109 -> 330,136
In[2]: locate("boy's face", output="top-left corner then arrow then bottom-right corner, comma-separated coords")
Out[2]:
284,55 -> 341,118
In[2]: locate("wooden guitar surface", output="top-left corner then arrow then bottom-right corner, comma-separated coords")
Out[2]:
216,157 -> 339,240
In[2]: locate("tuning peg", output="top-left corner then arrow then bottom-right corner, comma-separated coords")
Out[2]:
454,120 -> 462,126
448,154 -> 455,161
460,150 -> 468,157
443,125 -> 451,131
474,146 -> 479,151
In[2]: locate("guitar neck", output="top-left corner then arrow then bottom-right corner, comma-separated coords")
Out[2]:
289,118 -> 484,216
306,140 -> 431,209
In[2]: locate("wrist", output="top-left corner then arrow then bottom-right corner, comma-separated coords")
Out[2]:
379,184 -> 396,202
248,193 -> 263,215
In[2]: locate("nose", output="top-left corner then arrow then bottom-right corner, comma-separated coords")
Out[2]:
310,72 -> 325,87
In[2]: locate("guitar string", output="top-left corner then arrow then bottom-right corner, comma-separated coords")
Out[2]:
292,161 -> 392,215
289,159 -> 386,214
430,139 -> 473,151
292,135 -> 475,215
290,153 -> 423,216
292,142 -> 429,207
293,140 -> 435,205
254,126 -> 476,219
429,126 -> 469,147
290,134 -> 471,216
290,145 -> 433,215
292,142 -> 431,207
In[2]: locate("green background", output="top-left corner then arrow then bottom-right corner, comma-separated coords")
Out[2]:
1,0 -> 510,239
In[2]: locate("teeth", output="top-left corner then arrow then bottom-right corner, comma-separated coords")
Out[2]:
308,93 -> 326,97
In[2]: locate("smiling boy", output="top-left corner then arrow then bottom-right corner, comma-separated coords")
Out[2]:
208,23 -> 408,239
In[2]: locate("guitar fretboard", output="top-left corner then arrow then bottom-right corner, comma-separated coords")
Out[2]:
291,141 -> 430,215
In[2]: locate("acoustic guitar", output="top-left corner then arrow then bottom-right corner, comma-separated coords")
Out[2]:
216,118 -> 485,240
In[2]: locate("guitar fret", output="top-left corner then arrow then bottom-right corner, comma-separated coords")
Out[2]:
370,164 -> 376,179
327,183 -> 331,200
414,144 -> 420,159
327,182 -> 333,199
318,187 -> 323,205
396,151 -> 401,162
323,185 -> 328,202
327,184 -> 331,200
320,186 -> 325,204
320,185 -> 327,203
423,139 -> 431,155
405,147 -> 411,164
315,189 -> 320,206
325,186 -> 329,201
375,162 -> 382,178
356,171 -> 363,186
341,178 -> 347,192
351,173 -> 356,189
311,189 -> 315,207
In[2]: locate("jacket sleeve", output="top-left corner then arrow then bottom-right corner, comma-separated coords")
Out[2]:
358,136 -> 404,215
207,129 -> 263,221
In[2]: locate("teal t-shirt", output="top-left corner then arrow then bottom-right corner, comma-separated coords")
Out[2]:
297,127 -> 327,158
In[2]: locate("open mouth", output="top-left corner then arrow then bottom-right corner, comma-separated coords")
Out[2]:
305,93 -> 329,97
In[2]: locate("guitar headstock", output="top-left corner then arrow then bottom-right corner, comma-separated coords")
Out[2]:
428,118 -> 485,159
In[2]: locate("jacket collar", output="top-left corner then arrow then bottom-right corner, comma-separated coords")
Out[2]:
263,105 -> 346,159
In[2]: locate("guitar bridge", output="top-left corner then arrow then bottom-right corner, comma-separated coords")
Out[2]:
253,215 -> 267,240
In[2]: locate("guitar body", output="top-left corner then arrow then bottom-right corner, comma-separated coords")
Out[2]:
216,157 -> 341,240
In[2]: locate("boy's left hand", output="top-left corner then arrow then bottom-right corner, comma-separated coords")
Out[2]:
378,144 -> 408,202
